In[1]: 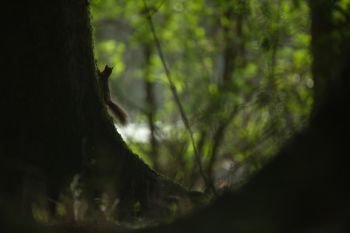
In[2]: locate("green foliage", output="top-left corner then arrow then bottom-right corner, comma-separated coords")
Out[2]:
91,0 -> 312,190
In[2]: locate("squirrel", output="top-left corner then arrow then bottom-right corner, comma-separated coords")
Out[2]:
97,65 -> 128,125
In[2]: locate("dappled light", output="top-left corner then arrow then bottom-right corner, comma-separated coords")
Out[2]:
2,0 -> 350,232
92,0 -> 312,192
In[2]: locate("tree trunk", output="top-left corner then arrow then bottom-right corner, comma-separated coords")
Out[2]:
1,0 -> 185,223
310,0 -> 350,113
143,42 -> 160,171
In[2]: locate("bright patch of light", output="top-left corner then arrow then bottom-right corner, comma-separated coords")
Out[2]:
116,122 -> 150,143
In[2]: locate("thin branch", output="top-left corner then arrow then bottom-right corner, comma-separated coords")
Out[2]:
142,0 -> 217,195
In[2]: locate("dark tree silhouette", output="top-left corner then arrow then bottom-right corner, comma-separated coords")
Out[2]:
0,0 -> 186,225
1,0 -> 350,232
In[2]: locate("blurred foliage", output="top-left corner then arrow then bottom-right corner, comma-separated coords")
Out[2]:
90,0 -> 312,191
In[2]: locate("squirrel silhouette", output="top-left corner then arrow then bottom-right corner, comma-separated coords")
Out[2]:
97,65 -> 127,125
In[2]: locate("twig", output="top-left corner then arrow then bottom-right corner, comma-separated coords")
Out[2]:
142,0 -> 217,196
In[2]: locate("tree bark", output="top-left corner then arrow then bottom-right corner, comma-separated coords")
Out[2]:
1,0 -> 185,222
310,0 -> 350,113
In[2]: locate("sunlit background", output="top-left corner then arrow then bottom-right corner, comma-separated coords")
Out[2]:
91,0 -> 312,191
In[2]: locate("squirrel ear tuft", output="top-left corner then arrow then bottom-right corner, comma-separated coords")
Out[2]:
98,65 -> 113,79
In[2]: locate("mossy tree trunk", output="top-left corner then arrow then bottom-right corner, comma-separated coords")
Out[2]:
1,0 -> 185,222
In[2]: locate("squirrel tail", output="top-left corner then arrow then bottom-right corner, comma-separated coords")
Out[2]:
106,100 -> 128,125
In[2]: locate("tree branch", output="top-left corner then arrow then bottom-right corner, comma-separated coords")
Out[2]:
142,0 -> 217,195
